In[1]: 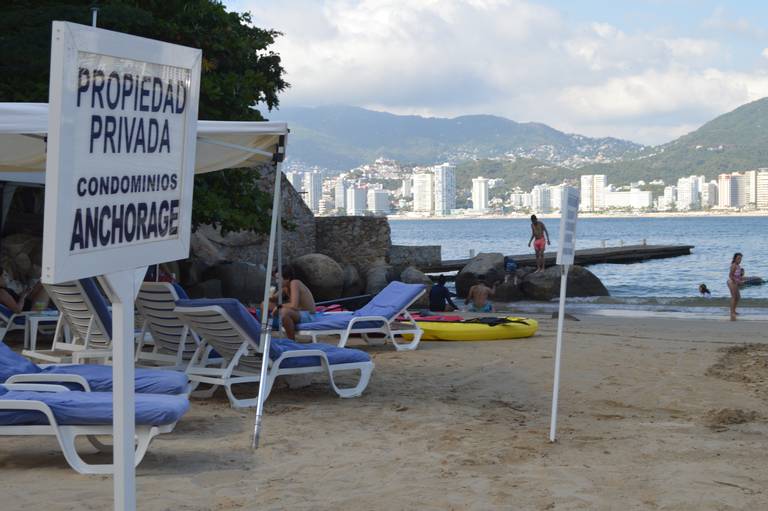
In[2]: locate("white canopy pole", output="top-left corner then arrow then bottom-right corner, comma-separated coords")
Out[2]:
253,136 -> 286,448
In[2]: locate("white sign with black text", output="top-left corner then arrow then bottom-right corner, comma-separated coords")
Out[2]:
556,186 -> 579,266
42,21 -> 201,284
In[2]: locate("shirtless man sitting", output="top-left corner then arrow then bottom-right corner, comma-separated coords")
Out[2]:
277,264 -> 317,340
466,276 -> 495,313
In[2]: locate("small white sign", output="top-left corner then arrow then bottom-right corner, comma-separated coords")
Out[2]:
556,187 -> 579,266
42,22 -> 201,283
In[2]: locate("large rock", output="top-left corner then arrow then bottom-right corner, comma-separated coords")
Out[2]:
493,280 -> 525,302
293,253 -> 344,302
400,266 -> 432,307
341,264 -> 365,297
521,265 -> 609,301
204,261 -> 267,303
455,252 -> 505,297
365,262 -> 395,295
187,279 -> 223,299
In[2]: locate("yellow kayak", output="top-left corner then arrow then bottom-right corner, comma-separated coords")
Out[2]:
416,317 -> 538,342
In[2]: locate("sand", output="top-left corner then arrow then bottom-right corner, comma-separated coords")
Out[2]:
2,314 -> 768,510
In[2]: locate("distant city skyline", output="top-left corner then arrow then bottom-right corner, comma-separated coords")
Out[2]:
229,1 -> 768,145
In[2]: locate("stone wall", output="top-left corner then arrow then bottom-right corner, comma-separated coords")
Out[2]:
389,245 -> 441,271
190,165 -> 316,265
315,216 -> 391,271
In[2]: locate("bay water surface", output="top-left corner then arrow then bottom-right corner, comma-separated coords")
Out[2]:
390,215 -> 768,317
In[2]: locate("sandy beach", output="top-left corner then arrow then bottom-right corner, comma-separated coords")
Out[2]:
2,314 -> 768,510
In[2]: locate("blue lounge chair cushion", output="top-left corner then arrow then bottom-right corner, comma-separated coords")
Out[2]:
0,386 -> 189,426
172,283 -> 189,299
175,298 -> 371,367
0,341 -> 186,394
40,365 -> 188,394
80,278 -> 112,339
270,338 -> 370,369
298,281 -> 425,331
0,341 -> 42,382
0,304 -> 26,326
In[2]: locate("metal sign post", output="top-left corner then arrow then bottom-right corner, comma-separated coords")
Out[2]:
43,22 -> 200,510
549,186 -> 579,442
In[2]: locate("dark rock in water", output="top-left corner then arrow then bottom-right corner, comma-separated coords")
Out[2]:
293,253 -> 344,302
365,261 -> 395,295
455,252 -> 505,297
341,264 -> 365,297
493,279 -> 525,302
521,265 -> 609,301
400,266 -> 432,306
740,276 -> 765,288
187,278 -> 223,299
204,261 -> 266,303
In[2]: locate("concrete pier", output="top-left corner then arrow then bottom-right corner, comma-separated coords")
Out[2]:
422,244 -> 694,273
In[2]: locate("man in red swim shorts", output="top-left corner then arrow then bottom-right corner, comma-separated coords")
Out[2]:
527,214 -> 550,273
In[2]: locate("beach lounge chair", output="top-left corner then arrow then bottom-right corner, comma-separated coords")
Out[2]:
135,282 -> 213,369
296,281 -> 426,351
0,383 -> 189,474
174,298 -> 374,408
23,279 -> 113,364
0,341 -> 188,394
0,304 -> 28,341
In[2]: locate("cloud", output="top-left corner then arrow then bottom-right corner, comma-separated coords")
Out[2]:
239,0 -> 768,145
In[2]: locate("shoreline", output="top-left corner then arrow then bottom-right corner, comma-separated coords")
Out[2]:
387,210 -> 768,221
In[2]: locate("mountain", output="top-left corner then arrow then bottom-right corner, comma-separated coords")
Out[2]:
454,158 -> 572,193
272,105 -> 641,170
582,97 -> 768,183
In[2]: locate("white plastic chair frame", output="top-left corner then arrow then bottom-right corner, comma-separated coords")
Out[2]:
135,282 -> 205,369
175,304 -> 374,409
23,281 -> 112,364
0,384 -> 175,474
297,290 -> 426,351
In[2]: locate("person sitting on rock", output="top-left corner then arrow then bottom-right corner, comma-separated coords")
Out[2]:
429,274 -> 458,312
466,276 -> 495,313
276,264 -> 318,340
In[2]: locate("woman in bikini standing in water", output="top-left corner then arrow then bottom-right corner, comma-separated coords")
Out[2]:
727,252 -> 743,321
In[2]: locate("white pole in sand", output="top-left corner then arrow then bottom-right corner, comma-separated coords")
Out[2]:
549,264 -> 569,442
253,151 -> 286,448
548,186 -> 579,443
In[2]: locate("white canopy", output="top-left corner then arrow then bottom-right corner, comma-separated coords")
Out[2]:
0,103 -> 288,183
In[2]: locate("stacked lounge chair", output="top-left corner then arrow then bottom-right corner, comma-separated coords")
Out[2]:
174,298 -> 374,408
296,281 -> 426,351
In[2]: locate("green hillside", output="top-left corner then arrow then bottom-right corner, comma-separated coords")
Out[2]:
583,97 -> 768,182
454,158 -> 572,192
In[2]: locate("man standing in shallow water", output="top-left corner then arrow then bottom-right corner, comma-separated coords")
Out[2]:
528,214 -> 550,273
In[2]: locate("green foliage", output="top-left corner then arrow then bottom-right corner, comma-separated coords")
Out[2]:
0,0 -> 288,234
454,158 -> 573,192
582,97 -> 768,183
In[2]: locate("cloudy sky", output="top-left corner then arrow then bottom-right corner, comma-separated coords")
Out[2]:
226,0 -> 768,145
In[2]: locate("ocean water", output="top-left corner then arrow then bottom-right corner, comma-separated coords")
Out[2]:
390,215 -> 768,315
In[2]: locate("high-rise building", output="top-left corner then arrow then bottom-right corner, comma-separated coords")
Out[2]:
701,180 -> 718,208
549,184 -> 565,211
531,185 -> 551,213
746,170 -> 758,205
433,163 -> 456,216
604,188 -> 653,209
471,176 -> 489,212
286,171 -> 304,193
579,174 -> 606,211
730,172 -> 746,208
676,176 -> 700,210
303,170 -> 323,214
756,170 -> 768,209
401,177 -> 412,198
367,189 -> 390,215
346,187 -> 367,216
718,173 -> 732,207
335,179 -> 347,212
412,173 -> 434,214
